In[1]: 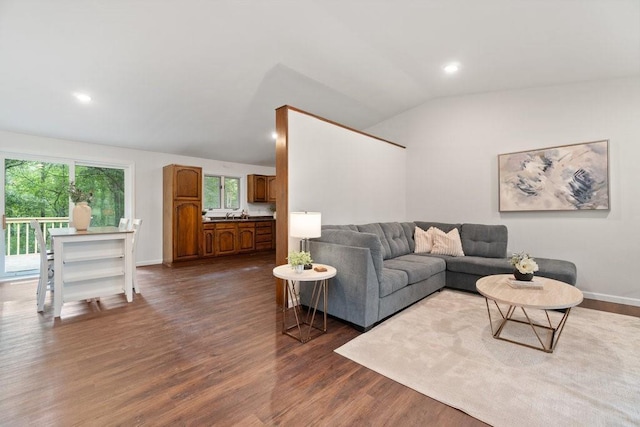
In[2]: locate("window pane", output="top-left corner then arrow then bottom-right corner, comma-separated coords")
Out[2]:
204,175 -> 221,209
4,159 -> 69,258
75,166 -> 125,227
224,177 -> 239,209
5,159 -> 69,219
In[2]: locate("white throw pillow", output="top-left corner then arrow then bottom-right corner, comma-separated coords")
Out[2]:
431,227 -> 465,257
414,226 -> 435,253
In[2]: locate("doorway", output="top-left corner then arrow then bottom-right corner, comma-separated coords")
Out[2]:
2,158 -> 69,276
1,156 -> 128,278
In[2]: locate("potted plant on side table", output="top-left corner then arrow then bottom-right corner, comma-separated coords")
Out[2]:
287,251 -> 312,274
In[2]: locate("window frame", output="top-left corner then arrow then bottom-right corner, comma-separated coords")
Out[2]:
203,173 -> 242,213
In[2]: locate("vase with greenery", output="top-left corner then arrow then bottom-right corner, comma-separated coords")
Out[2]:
287,251 -> 312,273
510,252 -> 539,281
68,181 -> 93,231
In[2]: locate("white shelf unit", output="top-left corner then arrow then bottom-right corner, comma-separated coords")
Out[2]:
51,228 -> 134,317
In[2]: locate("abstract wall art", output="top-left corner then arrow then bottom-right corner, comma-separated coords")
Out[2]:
499,140 -> 609,212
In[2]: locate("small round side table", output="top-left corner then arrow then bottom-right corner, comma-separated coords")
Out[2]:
273,263 -> 337,343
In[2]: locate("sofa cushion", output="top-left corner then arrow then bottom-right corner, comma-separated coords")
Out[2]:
445,256 -> 577,285
322,224 -> 358,231
414,221 -> 460,234
431,227 -> 465,257
460,223 -> 508,258
384,254 -> 446,285
380,222 -> 412,258
400,222 -> 416,252
535,258 -> 578,285
357,223 -> 391,259
380,268 -> 409,298
445,256 -> 512,276
414,226 -> 435,253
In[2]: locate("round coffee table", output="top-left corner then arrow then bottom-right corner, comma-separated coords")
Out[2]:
476,274 -> 583,353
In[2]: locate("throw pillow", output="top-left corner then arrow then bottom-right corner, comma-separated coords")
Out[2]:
431,227 -> 465,257
414,226 -> 435,253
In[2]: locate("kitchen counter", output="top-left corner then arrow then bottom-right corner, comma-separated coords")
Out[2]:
203,216 -> 275,223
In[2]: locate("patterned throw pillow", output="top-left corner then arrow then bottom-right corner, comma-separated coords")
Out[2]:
431,227 -> 465,257
414,226 -> 435,253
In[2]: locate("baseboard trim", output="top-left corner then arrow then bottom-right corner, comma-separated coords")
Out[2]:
582,291 -> 640,308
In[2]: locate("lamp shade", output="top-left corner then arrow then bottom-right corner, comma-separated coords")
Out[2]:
290,211 -> 321,238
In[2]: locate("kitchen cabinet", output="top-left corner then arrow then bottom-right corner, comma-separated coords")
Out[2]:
214,222 -> 237,256
201,219 -> 274,257
163,164 -> 202,265
255,221 -> 274,250
267,175 -> 276,203
202,223 -> 216,257
237,222 -> 255,253
247,174 -> 276,203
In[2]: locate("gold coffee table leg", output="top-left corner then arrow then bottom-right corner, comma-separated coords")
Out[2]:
483,298 -> 574,353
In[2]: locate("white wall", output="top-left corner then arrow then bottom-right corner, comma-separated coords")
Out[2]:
368,77 -> 640,306
0,131 -> 274,266
287,109 -> 406,225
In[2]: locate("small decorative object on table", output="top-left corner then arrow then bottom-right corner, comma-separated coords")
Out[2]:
287,251 -> 313,274
510,251 -> 539,282
68,181 -> 93,231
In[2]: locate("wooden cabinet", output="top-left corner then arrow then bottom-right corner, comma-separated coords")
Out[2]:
201,219 -> 274,257
202,223 -> 216,257
237,222 -> 255,253
163,164 -> 202,265
248,174 -> 276,203
267,175 -> 276,203
214,222 -> 237,256
255,221 -> 274,250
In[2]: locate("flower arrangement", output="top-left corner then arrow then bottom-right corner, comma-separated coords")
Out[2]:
68,181 -> 93,204
510,252 -> 539,274
287,250 -> 312,267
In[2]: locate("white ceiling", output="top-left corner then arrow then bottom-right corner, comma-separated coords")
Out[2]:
1,0 -> 638,167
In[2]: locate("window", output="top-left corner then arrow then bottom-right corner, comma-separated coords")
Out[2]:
75,165 -> 125,227
204,175 -> 240,210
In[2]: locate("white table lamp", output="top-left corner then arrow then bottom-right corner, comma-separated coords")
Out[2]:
290,211 -> 321,267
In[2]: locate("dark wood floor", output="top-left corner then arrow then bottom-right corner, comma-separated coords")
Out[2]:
1,252 -> 638,426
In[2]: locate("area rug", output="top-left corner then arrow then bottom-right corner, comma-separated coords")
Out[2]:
335,290 -> 640,426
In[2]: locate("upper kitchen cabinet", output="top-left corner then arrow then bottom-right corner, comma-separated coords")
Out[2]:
247,174 -> 276,203
163,164 -> 203,266
172,165 -> 202,200
267,175 -> 276,203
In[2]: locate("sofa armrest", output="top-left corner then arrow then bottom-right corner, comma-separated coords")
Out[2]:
314,229 -> 384,283
307,240 -> 380,329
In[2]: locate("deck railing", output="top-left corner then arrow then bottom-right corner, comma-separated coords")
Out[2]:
5,217 -> 69,255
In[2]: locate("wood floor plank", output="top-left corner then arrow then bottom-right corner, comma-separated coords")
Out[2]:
0,251 -> 635,425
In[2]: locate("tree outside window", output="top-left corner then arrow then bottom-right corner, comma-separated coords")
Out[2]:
203,175 -> 240,210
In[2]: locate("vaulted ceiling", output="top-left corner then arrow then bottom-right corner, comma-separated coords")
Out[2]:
1,0 -> 638,166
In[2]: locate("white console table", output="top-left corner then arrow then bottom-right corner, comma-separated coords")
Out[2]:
49,227 -> 134,318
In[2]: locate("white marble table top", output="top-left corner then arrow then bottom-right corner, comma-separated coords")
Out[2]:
476,274 -> 583,309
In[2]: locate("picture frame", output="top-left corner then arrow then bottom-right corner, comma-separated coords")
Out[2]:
498,140 -> 609,212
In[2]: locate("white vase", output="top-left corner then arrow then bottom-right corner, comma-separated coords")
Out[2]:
72,202 -> 92,231
294,264 -> 303,274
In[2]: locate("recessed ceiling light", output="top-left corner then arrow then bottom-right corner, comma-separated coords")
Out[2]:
443,62 -> 461,74
73,92 -> 92,103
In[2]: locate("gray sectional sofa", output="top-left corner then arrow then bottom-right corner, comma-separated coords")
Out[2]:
303,221 -> 577,331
